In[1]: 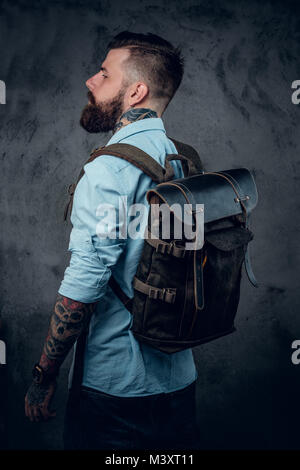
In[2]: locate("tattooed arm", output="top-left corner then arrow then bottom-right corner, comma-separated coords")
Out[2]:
25,294 -> 97,422
25,144 -> 129,422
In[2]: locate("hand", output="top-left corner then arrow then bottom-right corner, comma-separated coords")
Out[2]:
25,380 -> 57,422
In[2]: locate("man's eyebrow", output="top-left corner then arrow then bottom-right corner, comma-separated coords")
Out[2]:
100,66 -> 109,73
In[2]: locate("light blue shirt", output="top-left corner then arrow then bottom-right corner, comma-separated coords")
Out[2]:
59,117 -> 197,397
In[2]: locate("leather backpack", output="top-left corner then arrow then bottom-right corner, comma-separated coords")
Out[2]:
64,137 -> 258,365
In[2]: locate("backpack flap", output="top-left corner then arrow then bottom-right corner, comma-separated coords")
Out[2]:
148,168 -> 258,223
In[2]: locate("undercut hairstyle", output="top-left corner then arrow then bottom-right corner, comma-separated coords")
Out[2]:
106,31 -> 185,112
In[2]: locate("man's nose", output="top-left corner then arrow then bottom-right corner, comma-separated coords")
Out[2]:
86,72 -> 100,90
86,70 -> 103,89
86,76 -> 94,90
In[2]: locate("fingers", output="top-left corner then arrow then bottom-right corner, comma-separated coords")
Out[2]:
25,396 -> 41,422
41,384 -> 56,420
25,395 -> 56,422
32,405 -> 42,423
24,395 -> 31,420
26,404 -> 56,422
25,395 -> 36,422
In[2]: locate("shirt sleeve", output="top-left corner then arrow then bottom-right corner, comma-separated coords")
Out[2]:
58,157 -> 131,303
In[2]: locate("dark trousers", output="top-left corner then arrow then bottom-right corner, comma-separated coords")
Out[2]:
63,381 -> 200,450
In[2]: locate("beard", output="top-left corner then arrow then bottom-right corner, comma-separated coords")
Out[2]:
80,88 -> 126,133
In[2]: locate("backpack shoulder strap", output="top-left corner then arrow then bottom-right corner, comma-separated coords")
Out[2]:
90,143 -> 174,183
63,142 -> 175,221
64,139 -> 203,221
167,136 -> 204,174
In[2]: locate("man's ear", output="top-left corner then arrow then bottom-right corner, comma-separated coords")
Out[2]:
128,82 -> 149,106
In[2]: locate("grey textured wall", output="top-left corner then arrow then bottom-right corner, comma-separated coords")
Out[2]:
0,0 -> 300,450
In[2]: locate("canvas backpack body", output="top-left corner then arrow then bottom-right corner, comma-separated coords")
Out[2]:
64,137 -> 258,356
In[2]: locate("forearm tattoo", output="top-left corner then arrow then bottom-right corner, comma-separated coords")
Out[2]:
39,294 -> 97,375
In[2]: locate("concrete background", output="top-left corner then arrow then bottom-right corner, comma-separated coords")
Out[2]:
0,0 -> 300,450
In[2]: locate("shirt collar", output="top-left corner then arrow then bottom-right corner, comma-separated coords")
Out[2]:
105,117 -> 166,145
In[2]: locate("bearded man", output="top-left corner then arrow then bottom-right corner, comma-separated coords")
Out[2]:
25,30 -> 199,450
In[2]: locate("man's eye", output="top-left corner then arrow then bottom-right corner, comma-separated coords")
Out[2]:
101,73 -> 108,79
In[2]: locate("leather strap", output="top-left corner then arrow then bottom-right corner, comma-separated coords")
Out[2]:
64,139 -> 202,221
165,153 -> 200,177
244,247 -> 258,288
194,249 -> 205,310
108,275 -> 133,312
63,142 -> 178,221
145,230 -> 186,258
63,183 -> 76,221
167,137 -> 204,175
70,323 -> 89,399
89,143 -> 175,183
244,214 -> 259,288
133,276 -> 177,304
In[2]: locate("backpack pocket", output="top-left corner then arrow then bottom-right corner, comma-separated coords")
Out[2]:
190,226 -> 254,340
205,226 -> 254,251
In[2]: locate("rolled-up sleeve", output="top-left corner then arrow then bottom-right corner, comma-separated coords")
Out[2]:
58,158 -> 130,303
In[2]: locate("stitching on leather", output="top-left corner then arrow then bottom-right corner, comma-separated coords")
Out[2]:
176,181 -> 197,209
202,172 -> 248,216
220,171 -> 243,195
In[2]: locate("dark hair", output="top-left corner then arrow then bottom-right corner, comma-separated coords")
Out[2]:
106,31 -> 184,111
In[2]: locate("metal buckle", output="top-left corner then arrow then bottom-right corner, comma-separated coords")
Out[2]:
68,183 -> 75,196
156,242 -> 167,254
149,288 -> 159,300
149,287 -> 176,303
166,242 -> 174,255
164,288 -> 176,303
156,241 -> 174,255
160,288 -> 167,300
160,288 -> 173,302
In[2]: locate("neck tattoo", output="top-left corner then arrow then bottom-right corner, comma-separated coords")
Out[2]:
113,108 -> 158,134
